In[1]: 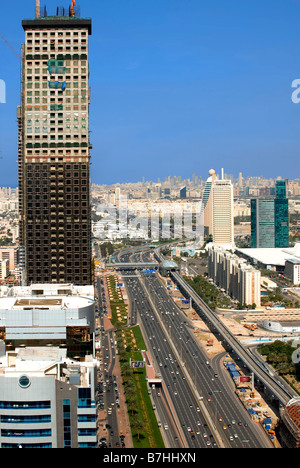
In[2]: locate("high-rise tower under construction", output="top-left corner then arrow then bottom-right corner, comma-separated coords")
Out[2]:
18,2 -> 92,285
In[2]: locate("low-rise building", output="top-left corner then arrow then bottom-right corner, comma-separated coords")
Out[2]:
285,259 -> 300,285
0,284 -> 95,358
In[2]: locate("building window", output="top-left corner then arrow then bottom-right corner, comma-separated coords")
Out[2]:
63,399 -> 72,448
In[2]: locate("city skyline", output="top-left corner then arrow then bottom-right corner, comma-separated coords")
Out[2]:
1,0 -> 300,187
0,1 -> 300,450
0,170 -> 299,190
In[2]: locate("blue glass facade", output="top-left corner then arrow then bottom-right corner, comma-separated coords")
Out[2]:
275,198 -> 289,247
251,199 -> 275,248
251,180 -> 289,248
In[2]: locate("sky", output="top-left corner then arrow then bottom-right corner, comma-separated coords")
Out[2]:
1,0 -> 300,186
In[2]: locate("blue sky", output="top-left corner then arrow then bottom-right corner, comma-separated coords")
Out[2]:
1,0 -> 300,186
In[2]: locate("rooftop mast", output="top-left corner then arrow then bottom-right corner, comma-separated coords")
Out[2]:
70,0 -> 76,17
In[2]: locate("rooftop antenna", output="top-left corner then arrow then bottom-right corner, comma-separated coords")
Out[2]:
36,0 -> 41,18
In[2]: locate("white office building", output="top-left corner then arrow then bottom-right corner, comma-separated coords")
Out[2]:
212,180 -> 234,244
0,283 -> 95,351
285,259 -> 300,285
0,346 -> 98,448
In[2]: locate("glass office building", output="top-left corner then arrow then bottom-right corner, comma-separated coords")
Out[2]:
251,180 -> 289,248
0,347 -> 98,449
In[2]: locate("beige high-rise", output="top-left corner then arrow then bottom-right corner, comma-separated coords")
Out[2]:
203,169 -> 217,237
212,179 -> 234,244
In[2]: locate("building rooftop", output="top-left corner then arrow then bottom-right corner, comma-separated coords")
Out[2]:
0,346 -> 98,387
236,243 -> 300,267
0,295 -> 93,311
22,17 -> 92,34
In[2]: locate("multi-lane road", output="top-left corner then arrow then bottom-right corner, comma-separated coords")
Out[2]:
95,276 -> 125,449
116,247 -> 272,449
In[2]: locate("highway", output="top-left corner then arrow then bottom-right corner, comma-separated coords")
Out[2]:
95,276 -> 125,449
123,272 -> 217,448
117,247 -> 272,448
169,269 -> 296,406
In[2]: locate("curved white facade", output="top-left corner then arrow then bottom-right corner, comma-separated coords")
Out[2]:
260,319 -> 300,334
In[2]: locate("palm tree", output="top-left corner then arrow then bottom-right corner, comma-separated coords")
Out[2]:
133,417 -> 145,443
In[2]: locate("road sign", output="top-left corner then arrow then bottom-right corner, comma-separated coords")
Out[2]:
130,359 -> 145,368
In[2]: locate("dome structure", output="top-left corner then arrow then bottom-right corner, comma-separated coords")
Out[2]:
280,397 -> 300,448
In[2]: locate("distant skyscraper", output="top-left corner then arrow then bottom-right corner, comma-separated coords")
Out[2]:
19,5 -> 92,285
202,169 -> 217,237
251,180 -> 289,248
212,179 -> 234,244
180,186 -> 187,199
238,172 -> 244,188
274,180 -> 289,247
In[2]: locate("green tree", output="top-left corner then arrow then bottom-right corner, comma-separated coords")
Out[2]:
133,417 -> 146,442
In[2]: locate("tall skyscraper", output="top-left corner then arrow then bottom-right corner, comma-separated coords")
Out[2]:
211,179 -> 234,244
18,4 -> 92,285
251,179 -> 289,248
274,180 -> 289,248
202,169 -> 217,237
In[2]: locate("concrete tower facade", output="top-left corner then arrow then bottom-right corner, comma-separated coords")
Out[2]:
212,179 -> 234,245
19,6 -> 92,285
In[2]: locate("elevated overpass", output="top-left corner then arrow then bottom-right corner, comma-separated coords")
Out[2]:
171,271 -> 296,406
105,262 -> 159,271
